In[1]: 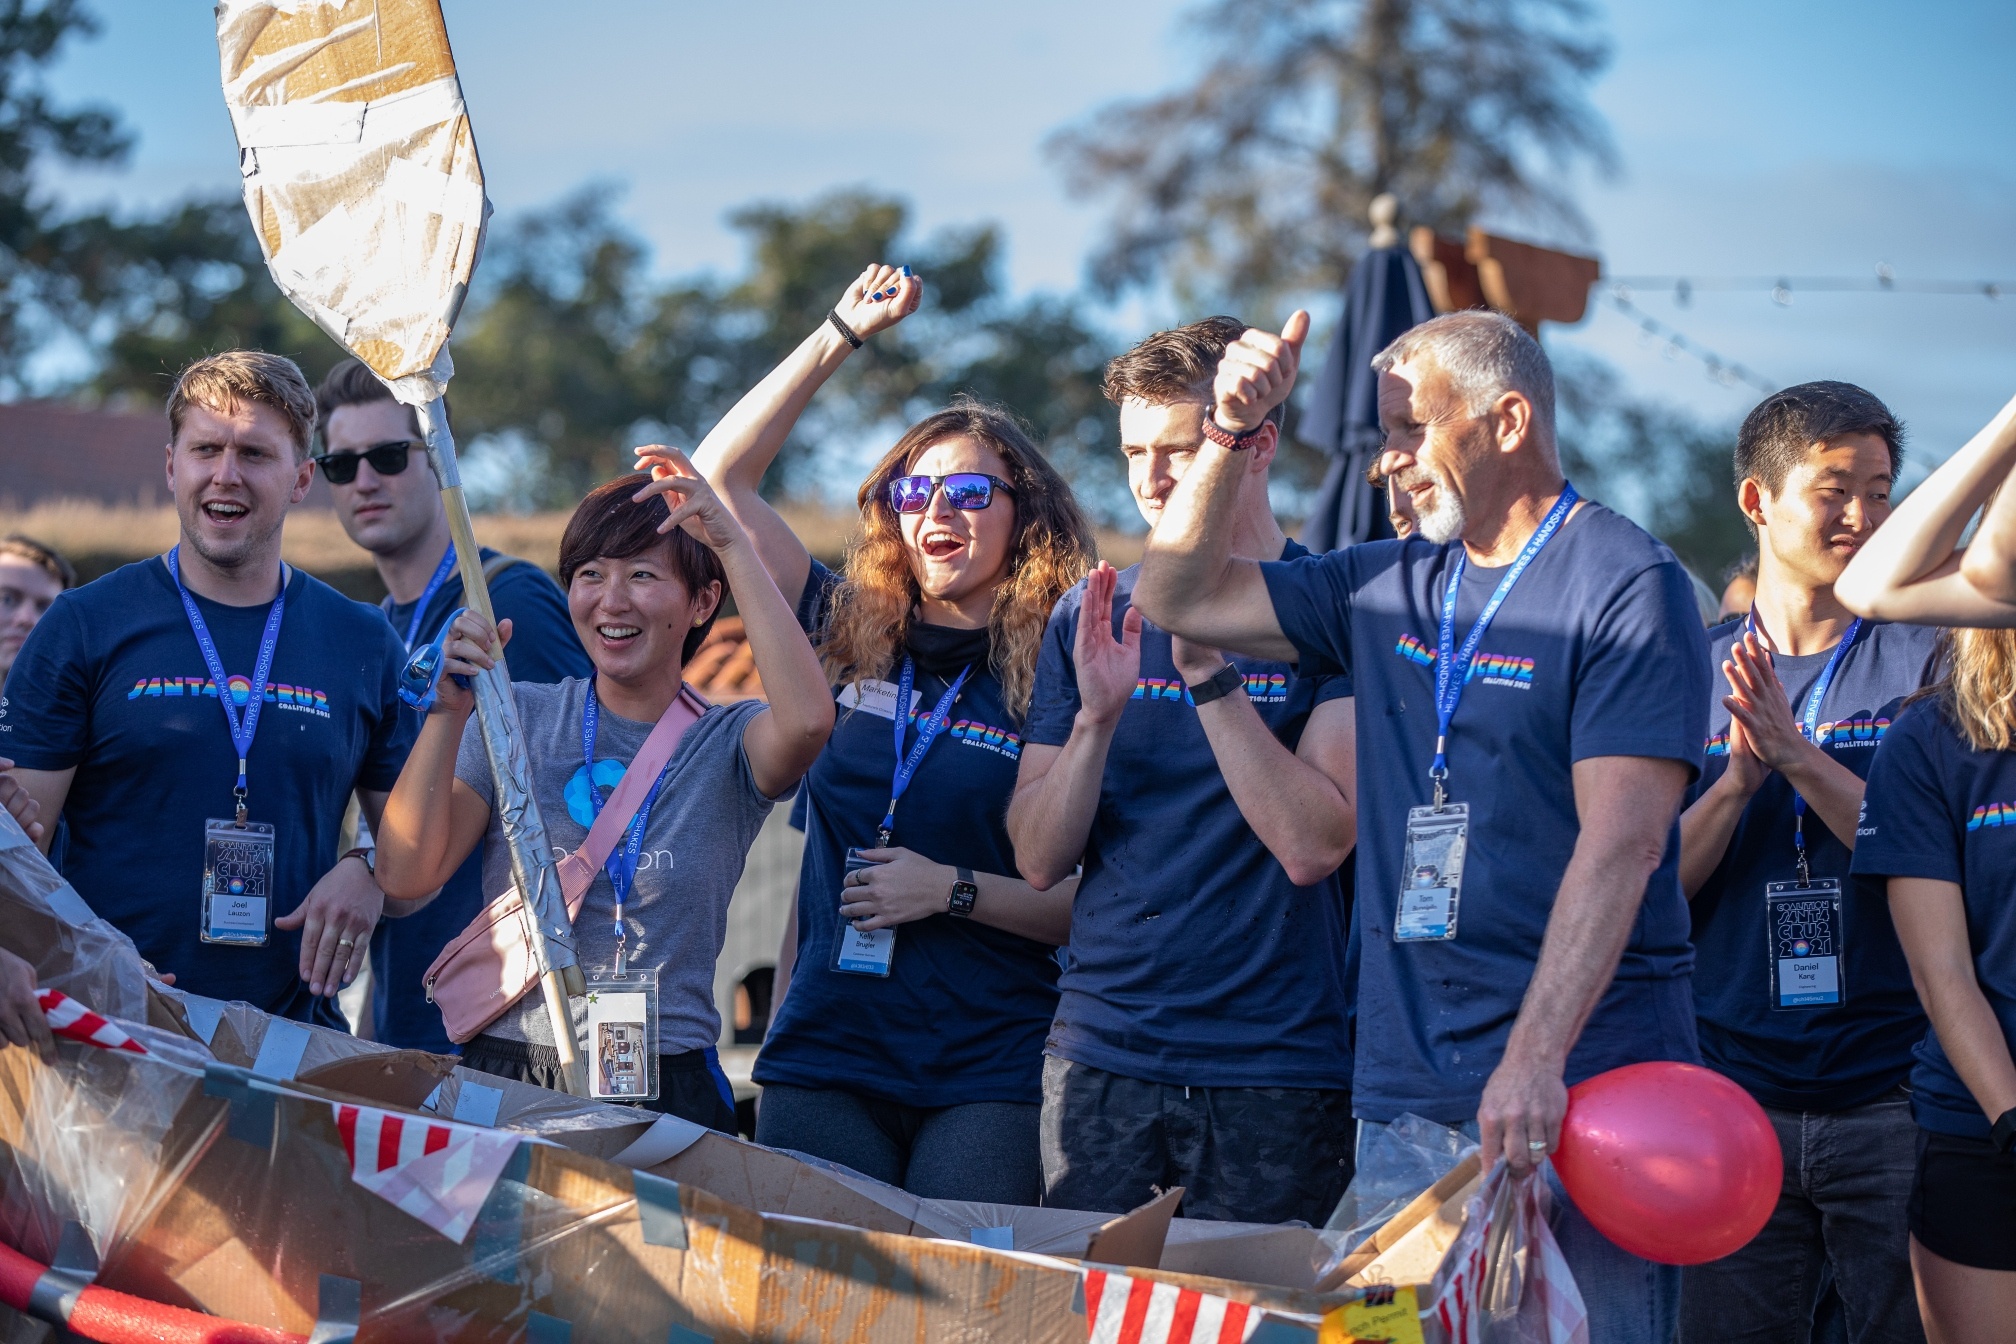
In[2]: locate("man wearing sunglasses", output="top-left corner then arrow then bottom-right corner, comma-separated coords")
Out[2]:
315,359 -> 588,1051
1008,318 -> 1359,1226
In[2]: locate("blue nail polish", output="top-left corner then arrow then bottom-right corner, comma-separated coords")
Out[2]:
900,264 -> 913,277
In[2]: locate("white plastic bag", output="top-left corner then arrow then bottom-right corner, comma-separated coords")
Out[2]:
1425,1161 -> 1587,1344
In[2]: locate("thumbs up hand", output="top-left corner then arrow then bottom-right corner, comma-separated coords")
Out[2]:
1211,310 -> 1310,435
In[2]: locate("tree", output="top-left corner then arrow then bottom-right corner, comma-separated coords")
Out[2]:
1048,0 -> 1615,313
0,0 -> 132,389
449,185 -> 1128,518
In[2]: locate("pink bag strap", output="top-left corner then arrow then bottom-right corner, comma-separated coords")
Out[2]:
554,683 -> 710,905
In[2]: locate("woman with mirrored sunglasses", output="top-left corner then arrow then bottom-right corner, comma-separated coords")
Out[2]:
693,264 -> 1096,1204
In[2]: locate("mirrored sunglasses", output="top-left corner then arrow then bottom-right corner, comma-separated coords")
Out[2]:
315,439 -> 419,484
885,472 -> 1015,514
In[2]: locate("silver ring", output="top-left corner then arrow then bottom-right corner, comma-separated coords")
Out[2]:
1527,1140 -> 1548,1151
337,937 -> 356,949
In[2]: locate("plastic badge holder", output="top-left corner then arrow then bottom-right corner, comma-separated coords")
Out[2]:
584,966 -> 658,1102
832,849 -> 895,977
201,819 -> 274,946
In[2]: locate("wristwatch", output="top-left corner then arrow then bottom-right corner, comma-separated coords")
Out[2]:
341,846 -> 376,879
1187,663 -> 1246,707
947,867 -> 978,918
1200,414 -> 1267,452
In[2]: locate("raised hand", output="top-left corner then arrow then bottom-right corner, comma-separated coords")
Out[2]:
830,263 -> 922,343
1213,310 -> 1311,434
1074,563 -> 1143,727
634,444 -> 751,554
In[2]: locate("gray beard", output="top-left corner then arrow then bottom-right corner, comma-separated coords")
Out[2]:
1414,489 -> 1468,545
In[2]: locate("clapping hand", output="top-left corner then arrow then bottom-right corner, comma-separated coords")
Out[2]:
1722,632 -> 1816,775
1074,563 -> 1142,727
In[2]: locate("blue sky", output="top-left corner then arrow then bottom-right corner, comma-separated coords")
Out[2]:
35,0 -> 2016,481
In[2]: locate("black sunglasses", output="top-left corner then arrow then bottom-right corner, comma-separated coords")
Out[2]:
885,472 -> 1015,514
314,439 -> 421,484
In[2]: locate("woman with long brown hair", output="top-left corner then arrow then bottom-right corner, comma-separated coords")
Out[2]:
694,265 -> 1093,1203
1854,624 -> 2016,1342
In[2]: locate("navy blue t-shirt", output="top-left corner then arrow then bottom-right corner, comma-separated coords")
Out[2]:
1261,501 -> 1709,1122
1024,545 -> 1356,1089
0,557 -> 414,1020
752,560 -> 1061,1107
1689,618 -> 1940,1112
1852,694 -> 2016,1140
372,547 -> 589,1052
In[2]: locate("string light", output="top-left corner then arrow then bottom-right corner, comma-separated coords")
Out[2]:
1602,284 -> 1776,394
1611,271 -> 2012,303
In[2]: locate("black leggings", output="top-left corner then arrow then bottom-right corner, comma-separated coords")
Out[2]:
461,1034 -> 738,1135
755,1082 -> 1041,1204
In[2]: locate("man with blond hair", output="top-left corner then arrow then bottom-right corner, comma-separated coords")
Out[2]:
0,351 -> 415,1027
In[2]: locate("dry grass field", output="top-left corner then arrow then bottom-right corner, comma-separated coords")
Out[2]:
0,499 -> 1145,601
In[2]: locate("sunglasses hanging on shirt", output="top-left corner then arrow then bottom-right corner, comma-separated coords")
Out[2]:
314,439 -> 422,484
884,472 -> 1015,515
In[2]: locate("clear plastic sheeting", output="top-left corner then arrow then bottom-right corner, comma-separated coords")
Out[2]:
0,811 -> 151,1027
1326,1113 -> 1477,1246
1426,1164 -> 1587,1344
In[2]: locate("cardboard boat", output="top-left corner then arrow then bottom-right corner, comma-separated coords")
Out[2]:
0,810 -> 1473,1344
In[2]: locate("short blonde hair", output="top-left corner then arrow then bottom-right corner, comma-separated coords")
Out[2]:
167,351 -> 318,458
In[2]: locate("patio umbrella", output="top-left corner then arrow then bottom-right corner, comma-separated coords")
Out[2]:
1297,229 -> 1434,552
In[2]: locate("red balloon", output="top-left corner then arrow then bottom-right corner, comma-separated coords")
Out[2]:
1553,1061 -> 1782,1265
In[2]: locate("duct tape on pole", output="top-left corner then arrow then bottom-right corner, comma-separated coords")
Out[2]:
218,0 -> 588,1094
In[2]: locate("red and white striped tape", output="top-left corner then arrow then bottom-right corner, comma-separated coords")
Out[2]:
35,989 -> 145,1055
333,1102 -> 521,1244
1082,1268 -> 1263,1344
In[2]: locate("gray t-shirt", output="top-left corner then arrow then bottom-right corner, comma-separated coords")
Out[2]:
454,679 -> 773,1054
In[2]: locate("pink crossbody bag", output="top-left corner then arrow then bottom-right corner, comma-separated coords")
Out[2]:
423,684 -> 710,1043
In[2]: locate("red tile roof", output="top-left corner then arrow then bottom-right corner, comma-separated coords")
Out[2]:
688,617 -> 765,702
0,400 -> 336,509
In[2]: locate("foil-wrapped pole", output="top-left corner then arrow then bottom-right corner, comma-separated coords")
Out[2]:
416,398 -> 588,1096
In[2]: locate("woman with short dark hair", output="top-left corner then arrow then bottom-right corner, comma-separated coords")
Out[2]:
374,452 -> 833,1130
694,265 -> 1094,1203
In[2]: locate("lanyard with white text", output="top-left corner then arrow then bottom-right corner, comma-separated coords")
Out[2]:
582,681 -> 672,972
402,544 -> 459,650
1429,484 -> 1578,808
880,656 -> 972,846
1746,612 -> 1863,882
167,547 -> 286,823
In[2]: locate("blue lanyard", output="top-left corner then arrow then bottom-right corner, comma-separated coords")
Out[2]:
880,656 -> 972,846
581,682 -> 675,943
1745,612 -> 1863,879
1430,484 -> 1578,806
166,547 -> 287,822
401,544 -> 459,650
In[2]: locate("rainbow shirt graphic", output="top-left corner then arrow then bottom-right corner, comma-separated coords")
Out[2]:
1393,635 -> 1532,688
1816,716 -> 1891,749
1968,800 -> 2016,831
128,674 -> 331,719
950,717 -> 1023,760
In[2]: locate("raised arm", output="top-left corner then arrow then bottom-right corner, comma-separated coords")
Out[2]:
1478,754 -> 1692,1173
635,447 -> 834,798
1836,391 -> 2016,626
1132,313 -> 1309,661
691,264 -> 922,605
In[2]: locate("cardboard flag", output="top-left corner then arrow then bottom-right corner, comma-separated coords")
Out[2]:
333,1102 -> 520,1244
36,989 -> 146,1055
1082,1268 -> 1265,1344
216,0 -> 488,404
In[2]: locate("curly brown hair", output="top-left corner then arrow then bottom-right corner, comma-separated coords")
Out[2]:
818,397 -> 1095,719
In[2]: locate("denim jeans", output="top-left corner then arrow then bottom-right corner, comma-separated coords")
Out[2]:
1680,1089 -> 1923,1344
1355,1118 -> 1681,1344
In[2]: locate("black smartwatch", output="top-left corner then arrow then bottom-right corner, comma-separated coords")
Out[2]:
1187,663 -> 1245,707
1993,1107 -> 2016,1158
947,867 -> 978,918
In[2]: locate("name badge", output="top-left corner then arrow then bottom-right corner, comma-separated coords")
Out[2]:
833,848 -> 896,976
201,818 -> 274,947
837,679 -> 901,720
1396,803 -> 1468,942
585,967 -> 659,1102
1767,879 -> 1845,1009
